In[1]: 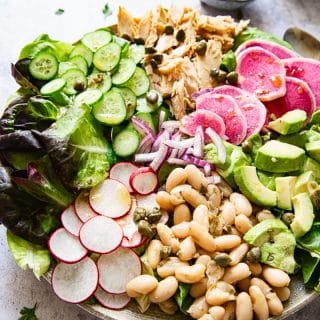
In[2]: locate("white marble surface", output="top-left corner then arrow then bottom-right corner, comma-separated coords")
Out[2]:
0,0 -> 320,319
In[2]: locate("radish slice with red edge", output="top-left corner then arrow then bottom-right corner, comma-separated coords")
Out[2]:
48,228 -> 87,263
89,179 -> 131,218
61,205 -> 83,236
97,247 -> 142,294
75,191 -> 98,223
121,231 -> 146,248
52,257 -> 98,304
94,287 -> 131,310
80,216 -> 123,254
129,167 -> 158,195
110,162 -> 139,193
136,193 -> 160,210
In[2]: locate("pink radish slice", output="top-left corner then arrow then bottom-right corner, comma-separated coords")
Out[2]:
61,205 -> 83,236
121,232 -> 146,248
284,57 -> 320,107
94,287 -> 131,310
180,109 -> 226,143
129,167 -> 158,195
52,257 -> 98,304
75,191 -> 98,222
236,40 -> 298,59
236,47 -> 286,101
110,162 -> 139,193
212,85 -> 267,138
196,93 -> 247,145
80,216 -> 123,254
264,76 -> 316,118
136,193 -> 160,210
97,247 -> 142,294
89,179 -> 131,218
48,228 -> 87,263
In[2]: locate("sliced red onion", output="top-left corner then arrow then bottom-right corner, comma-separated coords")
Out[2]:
186,147 -> 194,155
158,111 -> 166,132
177,148 -> 187,158
204,163 -> 212,176
165,138 -> 195,149
167,158 -> 189,166
193,126 -> 204,158
169,148 -> 179,159
206,174 -> 221,184
182,154 -> 215,169
152,131 -> 170,151
134,152 -> 158,162
161,120 -> 180,132
132,116 -> 156,137
205,128 -> 227,164
150,143 -> 170,172
137,133 -> 154,153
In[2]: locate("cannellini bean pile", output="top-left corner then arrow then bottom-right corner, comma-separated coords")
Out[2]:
126,165 -> 291,320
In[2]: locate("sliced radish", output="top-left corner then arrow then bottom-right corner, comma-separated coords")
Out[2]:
136,193 -> 160,210
94,287 -> 131,310
97,247 -> 142,294
75,191 -> 98,222
129,167 -> 158,195
121,231 -> 146,248
89,179 -> 131,218
80,216 -> 123,254
61,205 -> 83,236
52,257 -> 98,304
48,228 -> 87,263
110,162 -> 139,193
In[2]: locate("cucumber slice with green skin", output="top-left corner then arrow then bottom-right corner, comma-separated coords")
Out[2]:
121,67 -> 150,96
112,128 -> 140,157
112,59 -> 136,85
40,78 -> 66,95
81,30 -> 112,52
93,43 -> 121,72
112,36 -> 130,49
127,44 -> 145,64
135,112 -> 156,132
74,89 -> 103,107
93,89 -> 127,125
29,51 -> 58,80
136,90 -> 163,113
58,62 -> 76,76
87,70 -> 112,93
69,55 -> 88,75
60,68 -> 87,95
113,87 -> 137,119
70,43 -> 93,66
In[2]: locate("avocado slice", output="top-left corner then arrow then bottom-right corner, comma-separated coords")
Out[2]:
293,171 -> 313,195
278,130 -> 309,148
291,193 -> 315,237
275,176 -> 297,210
234,166 -> 277,207
303,157 -> 320,181
268,110 -> 307,135
254,140 -> 306,173
306,141 -> 320,162
257,170 -> 283,191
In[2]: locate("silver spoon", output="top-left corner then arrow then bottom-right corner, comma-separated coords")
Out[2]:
284,27 -> 320,60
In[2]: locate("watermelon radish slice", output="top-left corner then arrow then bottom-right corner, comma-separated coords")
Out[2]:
284,57 -> 320,107
264,76 -> 316,117
48,228 -> 87,263
236,47 -> 286,101
180,109 -> 226,143
110,162 -> 139,193
61,205 -> 83,237
89,179 -> 132,218
236,39 -> 298,59
196,93 -> 247,145
94,287 -> 131,310
80,216 -> 123,253
212,85 -> 267,138
129,167 -> 158,195
52,257 -> 98,304
75,191 -> 98,223
136,193 -> 160,210
97,247 -> 142,294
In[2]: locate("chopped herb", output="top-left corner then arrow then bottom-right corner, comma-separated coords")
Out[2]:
102,3 -> 112,17
55,8 -> 64,15
18,304 -> 38,320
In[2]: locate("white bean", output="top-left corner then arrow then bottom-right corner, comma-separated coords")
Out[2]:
156,191 -> 174,211
177,236 -> 197,261
209,306 -> 225,320
147,239 -> 162,269
262,266 -> 290,287
157,223 -> 180,253
223,263 -> 251,284
198,315 -> 213,320
214,235 -> 241,251
149,276 -> 178,303
185,164 -> 208,191
207,184 -> 222,209
229,243 -> 249,266
250,278 -> 272,296
173,204 -> 192,225
249,285 -> 269,320
190,278 -> 208,298
166,168 -> 188,192
126,275 -> 158,298
205,288 -> 235,306
175,263 -> 206,284
236,292 -> 253,320
256,209 -> 275,222
266,291 -> 284,316
169,193 -> 185,206
182,187 -> 208,208
189,221 -> 216,252
157,257 -> 188,278
188,296 -> 209,319
196,255 -> 212,267
172,222 -> 190,238
193,204 -> 210,231
219,200 -> 236,225
230,192 -> 252,216
247,262 -> 262,277
235,214 -> 253,234
217,180 -> 233,198
273,287 -> 290,302
158,299 -> 178,315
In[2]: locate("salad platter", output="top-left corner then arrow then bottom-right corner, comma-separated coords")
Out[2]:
1,4 -> 320,320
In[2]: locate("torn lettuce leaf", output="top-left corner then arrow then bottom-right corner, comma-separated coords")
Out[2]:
174,283 -> 193,314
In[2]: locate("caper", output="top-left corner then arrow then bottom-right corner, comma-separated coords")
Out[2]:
282,212 -> 295,226
214,253 -> 231,267
216,70 -> 227,83
153,54 -> 163,64
246,247 -> 261,264
210,68 -> 220,78
310,188 -> 320,210
195,40 -> 207,56
134,37 -> 145,45
160,245 -> 172,259
73,80 -> 85,92
145,47 -> 157,54
121,34 -> 132,41
226,71 -> 239,85
150,59 -> 158,69
164,25 -> 174,35
176,29 -> 186,42
196,35 -> 204,42
147,207 -> 162,223
133,207 -> 147,223
241,140 -> 253,154
138,220 -> 155,238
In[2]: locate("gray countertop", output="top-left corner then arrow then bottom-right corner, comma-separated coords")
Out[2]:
0,0 -> 319,319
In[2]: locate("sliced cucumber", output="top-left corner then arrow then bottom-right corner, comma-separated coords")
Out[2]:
87,70 -> 112,93
112,36 -> 130,49
113,87 -> 137,119
40,78 -> 66,95
112,59 -> 136,85
29,51 -> 58,80
93,89 -> 127,125
121,67 -> 149,96
74,89 -> 103,107
58,61 -> 75,76
113,128 -> 140,157
127,44 -> 145,64
135,112 -> 156,132
81,30 -> 112,52
69,55 -> 88,75
136,90 -> 163,113
70,43 -> 93,66
61,68 -> 87,95
93,43 -> 121,72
